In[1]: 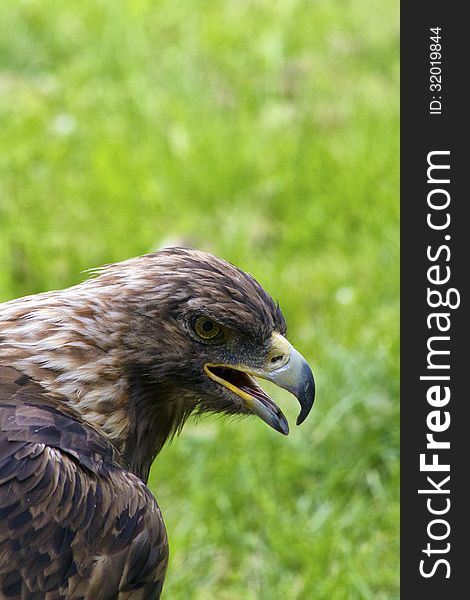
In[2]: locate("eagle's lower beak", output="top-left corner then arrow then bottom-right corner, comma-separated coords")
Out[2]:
204,332 -> 315,435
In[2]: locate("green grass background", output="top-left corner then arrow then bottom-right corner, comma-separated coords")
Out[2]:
0,1 -> 399,598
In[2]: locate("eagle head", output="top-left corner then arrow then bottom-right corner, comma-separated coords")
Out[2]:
118,248 -> 315,436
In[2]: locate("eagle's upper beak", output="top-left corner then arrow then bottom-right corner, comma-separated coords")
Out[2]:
204,332 -> 315,434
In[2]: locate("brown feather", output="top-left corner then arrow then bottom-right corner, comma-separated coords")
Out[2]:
0,367 -> 168,599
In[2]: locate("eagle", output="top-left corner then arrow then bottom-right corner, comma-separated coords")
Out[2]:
0,248 -> 315,599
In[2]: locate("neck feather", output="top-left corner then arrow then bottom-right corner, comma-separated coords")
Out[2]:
0,285 -> 186,482
122,375 -> 194,481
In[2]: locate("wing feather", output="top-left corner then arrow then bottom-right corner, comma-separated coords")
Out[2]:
0,367 -> 168,600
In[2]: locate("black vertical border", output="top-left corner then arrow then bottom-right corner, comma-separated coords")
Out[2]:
401,4 -> 467,598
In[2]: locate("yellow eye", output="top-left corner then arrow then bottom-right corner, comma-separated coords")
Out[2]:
194,317 -> 222,340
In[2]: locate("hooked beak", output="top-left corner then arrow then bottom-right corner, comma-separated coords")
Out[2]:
204,332 -> 315,435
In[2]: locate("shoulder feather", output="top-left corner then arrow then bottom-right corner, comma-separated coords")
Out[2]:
0,367 -> 168,600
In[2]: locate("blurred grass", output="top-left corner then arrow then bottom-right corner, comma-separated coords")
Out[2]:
0,0 -> 399,598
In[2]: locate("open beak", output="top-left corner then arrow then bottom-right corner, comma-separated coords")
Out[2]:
204,332 -> 315,435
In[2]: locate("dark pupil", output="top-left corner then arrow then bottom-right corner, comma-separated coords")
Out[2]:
202,320 -> 214,333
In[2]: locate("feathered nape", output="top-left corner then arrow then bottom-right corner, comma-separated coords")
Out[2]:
0,285 -> 132,452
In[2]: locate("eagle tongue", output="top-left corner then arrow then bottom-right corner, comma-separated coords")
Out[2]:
239,383 -> 268,402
